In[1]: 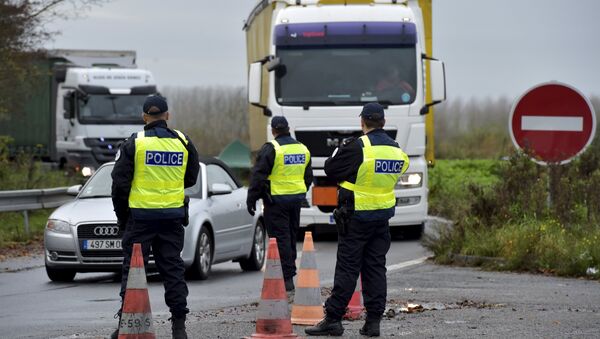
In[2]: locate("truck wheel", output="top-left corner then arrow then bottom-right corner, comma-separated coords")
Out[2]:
239,220 -> 266,271
46,265 -> 76,282
190,227 -> 213,280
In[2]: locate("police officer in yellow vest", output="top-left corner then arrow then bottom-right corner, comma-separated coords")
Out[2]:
247,116 -> 312,291
110,95 -> 199,339
306,103 -> 409,337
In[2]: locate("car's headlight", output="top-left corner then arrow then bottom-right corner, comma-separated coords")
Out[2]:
396,172 -> 423,189
46,219 -> 72,234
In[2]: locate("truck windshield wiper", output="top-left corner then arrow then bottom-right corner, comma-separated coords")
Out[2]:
79,195 -> 112,199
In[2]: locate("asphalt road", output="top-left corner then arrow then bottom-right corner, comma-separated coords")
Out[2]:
0,236 -> 428,338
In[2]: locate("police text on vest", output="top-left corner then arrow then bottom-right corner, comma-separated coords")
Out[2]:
145,151 -> 184,166
374,159 -> 404,174
283,154 -> 306,165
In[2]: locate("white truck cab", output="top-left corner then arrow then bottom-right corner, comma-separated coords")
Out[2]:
52,50 -> 158,175
245,0 -> 446,233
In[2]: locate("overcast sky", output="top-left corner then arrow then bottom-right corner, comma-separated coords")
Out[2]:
45,0 -> 600,100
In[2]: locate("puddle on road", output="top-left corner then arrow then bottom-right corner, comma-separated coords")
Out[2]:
385,299 -> 506,318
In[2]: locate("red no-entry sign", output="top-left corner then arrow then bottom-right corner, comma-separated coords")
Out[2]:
509,82 -> 597,165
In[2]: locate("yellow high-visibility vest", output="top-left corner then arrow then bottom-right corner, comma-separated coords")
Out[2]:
340,135 -> 409,211
268,139 -> 310,196
129,129 -> 188,210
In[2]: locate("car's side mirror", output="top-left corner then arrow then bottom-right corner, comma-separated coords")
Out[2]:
208,183 -> 232,197
66,184 -> 82,196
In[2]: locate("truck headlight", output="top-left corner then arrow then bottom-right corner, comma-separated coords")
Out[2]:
46,219 -> 72,234
396,172 -> 423,189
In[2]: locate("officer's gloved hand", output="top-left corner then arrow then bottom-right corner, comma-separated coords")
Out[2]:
247,201 -> 256,216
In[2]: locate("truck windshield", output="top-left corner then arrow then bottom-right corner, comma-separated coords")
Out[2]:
77,94 -> 146,124
275,46 -> 417,106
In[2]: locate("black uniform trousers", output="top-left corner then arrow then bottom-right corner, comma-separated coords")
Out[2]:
325,218 -> 391,321
119,218 -> 189,317
263,200 -> 301,281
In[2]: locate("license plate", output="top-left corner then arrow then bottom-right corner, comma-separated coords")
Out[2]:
83,239 -> 122,250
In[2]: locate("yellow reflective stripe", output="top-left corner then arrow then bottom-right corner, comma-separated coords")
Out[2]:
268,175 -> 304,180
270,139 -> 281,151
129,130 -> 188,210
361,135 -> 375,186
340,181 -> 392,194
133,180 -> 181,188
342,134 -> 409,211
268,139 -> 309,196
174,129 -> 188,144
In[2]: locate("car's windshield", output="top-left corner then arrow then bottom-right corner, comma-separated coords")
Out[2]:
79,165 -> 113,198
77,94 -> 146,124
275,46 -> 417,106
79,164 -> 204,199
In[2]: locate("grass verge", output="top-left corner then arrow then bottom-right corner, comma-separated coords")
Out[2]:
427,154 -> 600,279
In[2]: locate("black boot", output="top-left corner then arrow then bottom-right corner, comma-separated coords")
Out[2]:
305,317 -> 344,336
284,278 -> 295,292
171,315 -> 188,339
359,318 -> 381,337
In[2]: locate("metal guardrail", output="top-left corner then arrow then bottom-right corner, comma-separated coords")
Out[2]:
0,187 -> 74,235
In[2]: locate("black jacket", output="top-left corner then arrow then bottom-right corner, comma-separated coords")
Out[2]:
247,134 -> 313,206
111,120 -> 200,222
324,128 -> 400,222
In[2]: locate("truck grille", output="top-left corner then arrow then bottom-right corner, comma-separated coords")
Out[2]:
84,138 -> 124,164
295,130 -> 397,157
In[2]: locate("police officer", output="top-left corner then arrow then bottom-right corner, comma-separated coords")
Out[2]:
306,103 -> 409,337
110,95 -> 199,339
247,116 -> 312,291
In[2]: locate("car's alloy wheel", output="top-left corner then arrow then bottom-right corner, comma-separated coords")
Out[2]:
239,220 -> 266,271
191,227 -> 212,280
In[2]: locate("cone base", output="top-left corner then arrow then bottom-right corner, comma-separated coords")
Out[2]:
343,306 -> 364,320
291,305 -> 324,326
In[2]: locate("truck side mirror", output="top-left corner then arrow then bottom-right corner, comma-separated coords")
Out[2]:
248,62 -> 263,106
420,55 -> 447,115
429,59 -> 446,103
63,92 -> 75,119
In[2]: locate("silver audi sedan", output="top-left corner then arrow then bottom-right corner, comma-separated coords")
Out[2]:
44,157 -> 266,282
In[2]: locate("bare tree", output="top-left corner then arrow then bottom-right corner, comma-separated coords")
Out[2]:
0,0 -> 107,120
162,86 -> 248,156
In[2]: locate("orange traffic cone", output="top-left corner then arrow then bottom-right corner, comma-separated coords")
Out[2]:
119,243 -> 155,339
247,238 -> 298,338
291,231 -> 323,325
343,274 -> 364,320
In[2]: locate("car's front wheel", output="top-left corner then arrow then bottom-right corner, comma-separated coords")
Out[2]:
190,227 -> 213,280
45,265 -> 76,282
239,220 -> 266,271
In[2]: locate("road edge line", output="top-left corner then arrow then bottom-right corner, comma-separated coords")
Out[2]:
386,256 -> 429,272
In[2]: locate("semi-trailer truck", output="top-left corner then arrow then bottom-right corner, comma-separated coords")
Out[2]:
0,49 -> 158,176
244,0 -> 446,235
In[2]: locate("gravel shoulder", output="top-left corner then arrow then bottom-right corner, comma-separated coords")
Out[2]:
57,262 -> 600,338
